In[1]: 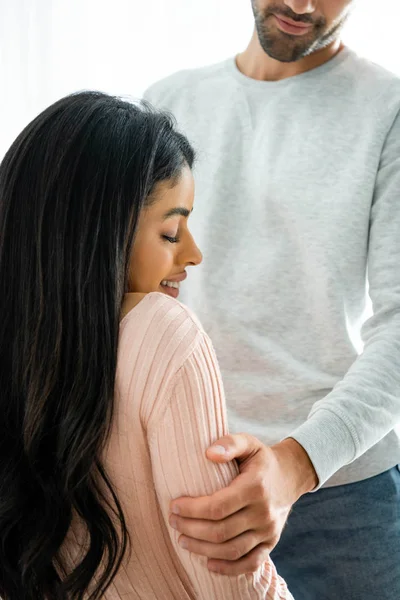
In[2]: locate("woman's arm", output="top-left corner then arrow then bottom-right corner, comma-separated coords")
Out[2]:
147,331 -> 293,599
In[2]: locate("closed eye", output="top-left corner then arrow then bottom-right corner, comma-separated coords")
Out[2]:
162,235 -> 180,244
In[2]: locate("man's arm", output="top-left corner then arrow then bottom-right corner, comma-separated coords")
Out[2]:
291,106 -> 400,486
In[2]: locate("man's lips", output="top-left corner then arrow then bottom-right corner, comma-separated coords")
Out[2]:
277,14 -> 312,28
273,14 -> 313,35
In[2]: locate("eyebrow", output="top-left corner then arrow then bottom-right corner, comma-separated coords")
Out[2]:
162,207 -> 192,220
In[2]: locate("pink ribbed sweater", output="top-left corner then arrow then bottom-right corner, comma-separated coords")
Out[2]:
100,292 -> 292,599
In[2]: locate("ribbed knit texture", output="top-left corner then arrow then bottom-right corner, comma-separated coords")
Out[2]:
94,292 -> 292,599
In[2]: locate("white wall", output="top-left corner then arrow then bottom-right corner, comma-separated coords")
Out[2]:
1,0 -> 399,158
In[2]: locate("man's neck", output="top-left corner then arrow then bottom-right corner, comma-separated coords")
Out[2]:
236,29 -> 344,82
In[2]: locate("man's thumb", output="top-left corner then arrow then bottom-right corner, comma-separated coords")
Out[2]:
206,433 -> 261,463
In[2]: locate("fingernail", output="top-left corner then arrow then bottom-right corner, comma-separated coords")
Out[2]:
171,505 -> 180,515
179,537 -> 188,549
210,445 -> 227,455
170,517 -> 177,529
208,562 -> 220,573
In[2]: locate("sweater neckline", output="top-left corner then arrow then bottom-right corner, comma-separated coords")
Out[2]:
225,46 -> 353,89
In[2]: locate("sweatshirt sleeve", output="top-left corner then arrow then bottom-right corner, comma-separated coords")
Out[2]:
291,107 -> 400,487
147,331 -> 293,600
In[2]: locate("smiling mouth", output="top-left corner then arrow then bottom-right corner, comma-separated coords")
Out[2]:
161,280 -> 180,290
160,271 -> 187,298
160,279 -> 181,299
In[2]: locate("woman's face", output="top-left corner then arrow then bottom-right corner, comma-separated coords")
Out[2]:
128,166 -> 202,299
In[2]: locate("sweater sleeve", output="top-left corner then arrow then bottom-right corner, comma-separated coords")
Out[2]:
147,331 -> 292,600
291,107 -> 400,487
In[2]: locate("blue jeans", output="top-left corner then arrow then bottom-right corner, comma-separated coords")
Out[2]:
270,466 -> 400,600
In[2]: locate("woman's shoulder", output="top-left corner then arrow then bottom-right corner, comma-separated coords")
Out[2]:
121,291 -> 204,331
119,292 -> 205,367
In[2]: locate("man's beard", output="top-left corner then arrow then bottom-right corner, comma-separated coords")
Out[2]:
251,2 -> 349,63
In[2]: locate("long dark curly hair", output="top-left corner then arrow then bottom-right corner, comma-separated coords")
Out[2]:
0,91 -> 194,599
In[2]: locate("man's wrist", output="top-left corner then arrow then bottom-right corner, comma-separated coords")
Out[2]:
271,437 -> 319,498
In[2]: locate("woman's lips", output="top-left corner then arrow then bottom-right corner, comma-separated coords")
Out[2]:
164,271 -> 187,283
160,271 -> 187,299
274,15 -> 312,36
161,284 -> 179,299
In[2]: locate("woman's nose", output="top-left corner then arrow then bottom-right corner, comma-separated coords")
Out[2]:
182,232 -> 203,267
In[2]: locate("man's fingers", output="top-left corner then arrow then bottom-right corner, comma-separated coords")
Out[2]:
177,530 -> 261,561
206,433 -> 262,464
207,543 -> 271,576
170,477 -> 248,520
169,507 -> 253,543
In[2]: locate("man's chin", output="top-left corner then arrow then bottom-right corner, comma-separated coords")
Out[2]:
257,18 -> 320,63
260,38 -> 312,63
261,17 -> 344,64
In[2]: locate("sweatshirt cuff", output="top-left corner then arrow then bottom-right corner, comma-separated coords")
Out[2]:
290,408 -> 357,489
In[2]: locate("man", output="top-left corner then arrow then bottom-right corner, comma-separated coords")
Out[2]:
144,1 -> 400,598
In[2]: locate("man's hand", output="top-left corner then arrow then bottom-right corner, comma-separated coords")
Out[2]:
169,434 -> 318,575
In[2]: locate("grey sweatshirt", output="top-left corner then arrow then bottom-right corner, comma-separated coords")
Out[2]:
144,47 -> 400,487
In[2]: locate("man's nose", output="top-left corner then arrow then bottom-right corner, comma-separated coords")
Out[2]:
283,0 -> 317,15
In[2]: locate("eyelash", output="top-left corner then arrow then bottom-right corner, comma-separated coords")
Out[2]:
162,235 -> 180,244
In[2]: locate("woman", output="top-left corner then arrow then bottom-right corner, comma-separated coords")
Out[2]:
0,92 -> 292,599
